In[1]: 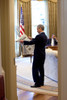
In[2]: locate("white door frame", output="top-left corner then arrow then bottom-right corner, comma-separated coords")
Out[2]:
0,0 -> 17,100
58,0 -> 67,100
0,0 -> 67,100
0,1 -> 2,75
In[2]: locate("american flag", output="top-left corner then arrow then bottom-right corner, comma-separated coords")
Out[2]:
20,6 -> 25,36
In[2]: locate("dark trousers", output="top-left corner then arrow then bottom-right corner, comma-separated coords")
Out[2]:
32,56 -> 45,85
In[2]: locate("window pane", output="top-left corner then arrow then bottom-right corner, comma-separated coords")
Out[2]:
14,0 -> 19,56
31,1 -> 49,38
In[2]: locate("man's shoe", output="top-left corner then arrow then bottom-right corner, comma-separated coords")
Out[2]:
40,84 -> 44,86
31,84 -> 41,88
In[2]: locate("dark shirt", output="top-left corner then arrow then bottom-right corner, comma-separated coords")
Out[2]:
47,38 -> 58,46
24,32 -> 47,59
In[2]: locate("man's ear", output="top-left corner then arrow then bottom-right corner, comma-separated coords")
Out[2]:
40,27 -> 42,31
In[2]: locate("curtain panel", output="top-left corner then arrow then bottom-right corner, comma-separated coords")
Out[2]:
20,0 -> 30,2
18,0 -> 32,36
17,0 -> 31,56
48,1 -> 57,38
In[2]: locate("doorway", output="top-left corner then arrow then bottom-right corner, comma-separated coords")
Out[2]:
14,0 -> 58,97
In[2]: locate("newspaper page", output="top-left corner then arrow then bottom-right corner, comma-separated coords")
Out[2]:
15,33 -> 34,55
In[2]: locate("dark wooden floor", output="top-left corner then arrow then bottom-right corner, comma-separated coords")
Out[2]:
17,89 -> 58,100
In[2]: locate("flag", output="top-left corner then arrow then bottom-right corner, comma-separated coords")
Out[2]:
20,6 -> 25,36
16,6 -> 34,56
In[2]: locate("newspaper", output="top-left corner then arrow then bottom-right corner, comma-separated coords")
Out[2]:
15,33 -> 34,55
15,33 -> 30,42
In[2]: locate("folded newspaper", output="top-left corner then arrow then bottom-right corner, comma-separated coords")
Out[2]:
15,33 -> 34,55
15,33 -> 30,42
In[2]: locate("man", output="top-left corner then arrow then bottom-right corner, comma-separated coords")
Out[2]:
20,24 -> 47,87
47,34 -> 58,46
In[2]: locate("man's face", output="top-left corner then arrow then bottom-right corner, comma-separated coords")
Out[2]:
37,27 -> 41,34
52,34 -> 55,38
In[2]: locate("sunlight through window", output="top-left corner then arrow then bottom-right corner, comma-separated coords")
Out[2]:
31,0 -> 49,38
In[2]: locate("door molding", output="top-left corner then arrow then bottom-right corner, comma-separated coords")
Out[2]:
0,0 -> 17,100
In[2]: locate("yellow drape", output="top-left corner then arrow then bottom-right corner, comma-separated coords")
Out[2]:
17,0 -> 31,56
48,1 -> 57,38
19,0 -> 31,36
20,0 -> 30,2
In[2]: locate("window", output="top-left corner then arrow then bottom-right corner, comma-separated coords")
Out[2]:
14,0 -> 19,56
31,0 -> 49,38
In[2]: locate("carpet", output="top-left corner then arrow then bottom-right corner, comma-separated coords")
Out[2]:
16,48 -> 58,96
17,75 -> 58,96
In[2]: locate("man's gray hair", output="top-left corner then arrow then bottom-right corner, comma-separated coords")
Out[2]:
37,24 -> 44,30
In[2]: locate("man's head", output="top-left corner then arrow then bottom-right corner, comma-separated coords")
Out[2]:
37,24 -> 44,34
52,34 -> 55,38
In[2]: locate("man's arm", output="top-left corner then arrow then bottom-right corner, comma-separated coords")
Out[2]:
20,38 -> 36,45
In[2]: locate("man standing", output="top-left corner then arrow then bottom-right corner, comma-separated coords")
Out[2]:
20,24 -> 47,87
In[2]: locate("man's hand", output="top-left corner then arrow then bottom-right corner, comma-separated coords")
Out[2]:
28,36 -> 32,40
20,40 -> 24,43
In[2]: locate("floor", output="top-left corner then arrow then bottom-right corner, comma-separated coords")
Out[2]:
17,89 -> 58,100
16,54 -> 58,100
16,56 -> 58,87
